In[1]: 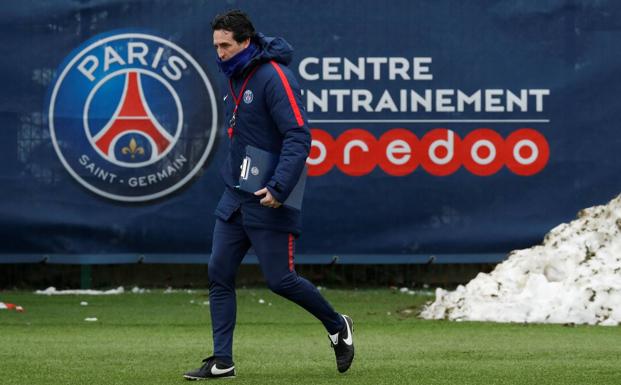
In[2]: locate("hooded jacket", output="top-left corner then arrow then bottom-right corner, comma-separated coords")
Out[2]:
215,33 -> 311,235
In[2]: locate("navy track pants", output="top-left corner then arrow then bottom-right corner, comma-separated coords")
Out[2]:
208,210 -> 344,364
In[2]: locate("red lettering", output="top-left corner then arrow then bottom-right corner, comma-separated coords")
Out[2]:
305,127 -> 549,177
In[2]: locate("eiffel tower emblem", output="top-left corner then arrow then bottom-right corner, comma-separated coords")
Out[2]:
93,71 -> 173,161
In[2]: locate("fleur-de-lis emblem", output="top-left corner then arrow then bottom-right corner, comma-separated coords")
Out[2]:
121,138 -> 145,159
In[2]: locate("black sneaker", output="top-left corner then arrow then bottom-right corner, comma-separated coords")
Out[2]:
330,314 -> 355,373
183,356 -> 236,380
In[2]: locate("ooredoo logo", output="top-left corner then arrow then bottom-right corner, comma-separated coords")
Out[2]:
307,128 -> 549,177
48,31 -> 218,202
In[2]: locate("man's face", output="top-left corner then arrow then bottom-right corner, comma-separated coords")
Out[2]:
213,29 -> 250,61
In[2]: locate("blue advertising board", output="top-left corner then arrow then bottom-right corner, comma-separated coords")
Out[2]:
1,0 -> 620,264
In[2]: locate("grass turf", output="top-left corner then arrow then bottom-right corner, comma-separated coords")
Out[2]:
1,288 -> 620,385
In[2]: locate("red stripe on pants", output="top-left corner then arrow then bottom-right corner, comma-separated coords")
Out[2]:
288,233 -> 294,272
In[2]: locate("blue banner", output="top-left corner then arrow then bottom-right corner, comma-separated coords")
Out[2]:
1,0 -> 620,263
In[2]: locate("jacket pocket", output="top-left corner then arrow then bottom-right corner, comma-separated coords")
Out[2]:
214,188 -> 241,221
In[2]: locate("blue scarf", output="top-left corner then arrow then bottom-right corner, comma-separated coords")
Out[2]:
216,42 -> 259,78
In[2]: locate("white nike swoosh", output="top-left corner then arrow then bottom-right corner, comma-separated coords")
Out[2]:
211,364 -> 234,376
223,95 -> 228,101
342,316 -> 353,346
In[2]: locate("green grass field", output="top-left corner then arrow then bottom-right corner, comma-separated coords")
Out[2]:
1,288 -> 620,385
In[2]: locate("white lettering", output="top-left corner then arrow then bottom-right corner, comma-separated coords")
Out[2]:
485,89 -> 504,112
299,57 -> 320,81
529,89 -> 550,112
386,140 -> 411,165
352,89 -> 373,112
343,57 -> 365,80
471,140 -> 496,165
128,42 -> 149,66
307,140 -> 327,165
77,55 -> 99,82
343,140 -> 369,165
306,89 -> 328,112
367,57 -> 388,80
162,56 -> 187,81
411,89 -> 433,112
374,90 -> 398,112
514,140 -> 538,165
322,57 -> 341,80
429,131 -> 454,165
104,46 -> 126,72
506,89 -> 528,112
329,89 -> 351,112
413,57 -> 433,80
457,90 -> 481,112
436,89 -> 455,112
389,57 -> 410,80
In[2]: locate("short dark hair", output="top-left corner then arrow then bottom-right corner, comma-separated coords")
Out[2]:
211,9 -> 256,43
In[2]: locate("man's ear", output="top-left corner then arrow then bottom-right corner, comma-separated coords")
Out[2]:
241,38 -> 251,49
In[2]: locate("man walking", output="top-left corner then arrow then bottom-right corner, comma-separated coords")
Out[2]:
183,10 -> 354,380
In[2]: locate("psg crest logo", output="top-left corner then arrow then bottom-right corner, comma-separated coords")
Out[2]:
47,31 -> 218,202
243,89 -> 253,104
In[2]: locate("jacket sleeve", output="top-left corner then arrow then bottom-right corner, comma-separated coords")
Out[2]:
264,61 -> 311,204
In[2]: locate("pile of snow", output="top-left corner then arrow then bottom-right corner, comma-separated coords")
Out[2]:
36,286 -> 125,295
421,194 -> 621,326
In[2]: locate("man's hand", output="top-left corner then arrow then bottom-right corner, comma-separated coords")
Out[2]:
254,187 -> 282,208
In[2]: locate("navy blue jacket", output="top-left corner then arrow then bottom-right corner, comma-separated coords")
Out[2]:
215,33 -> 310,235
